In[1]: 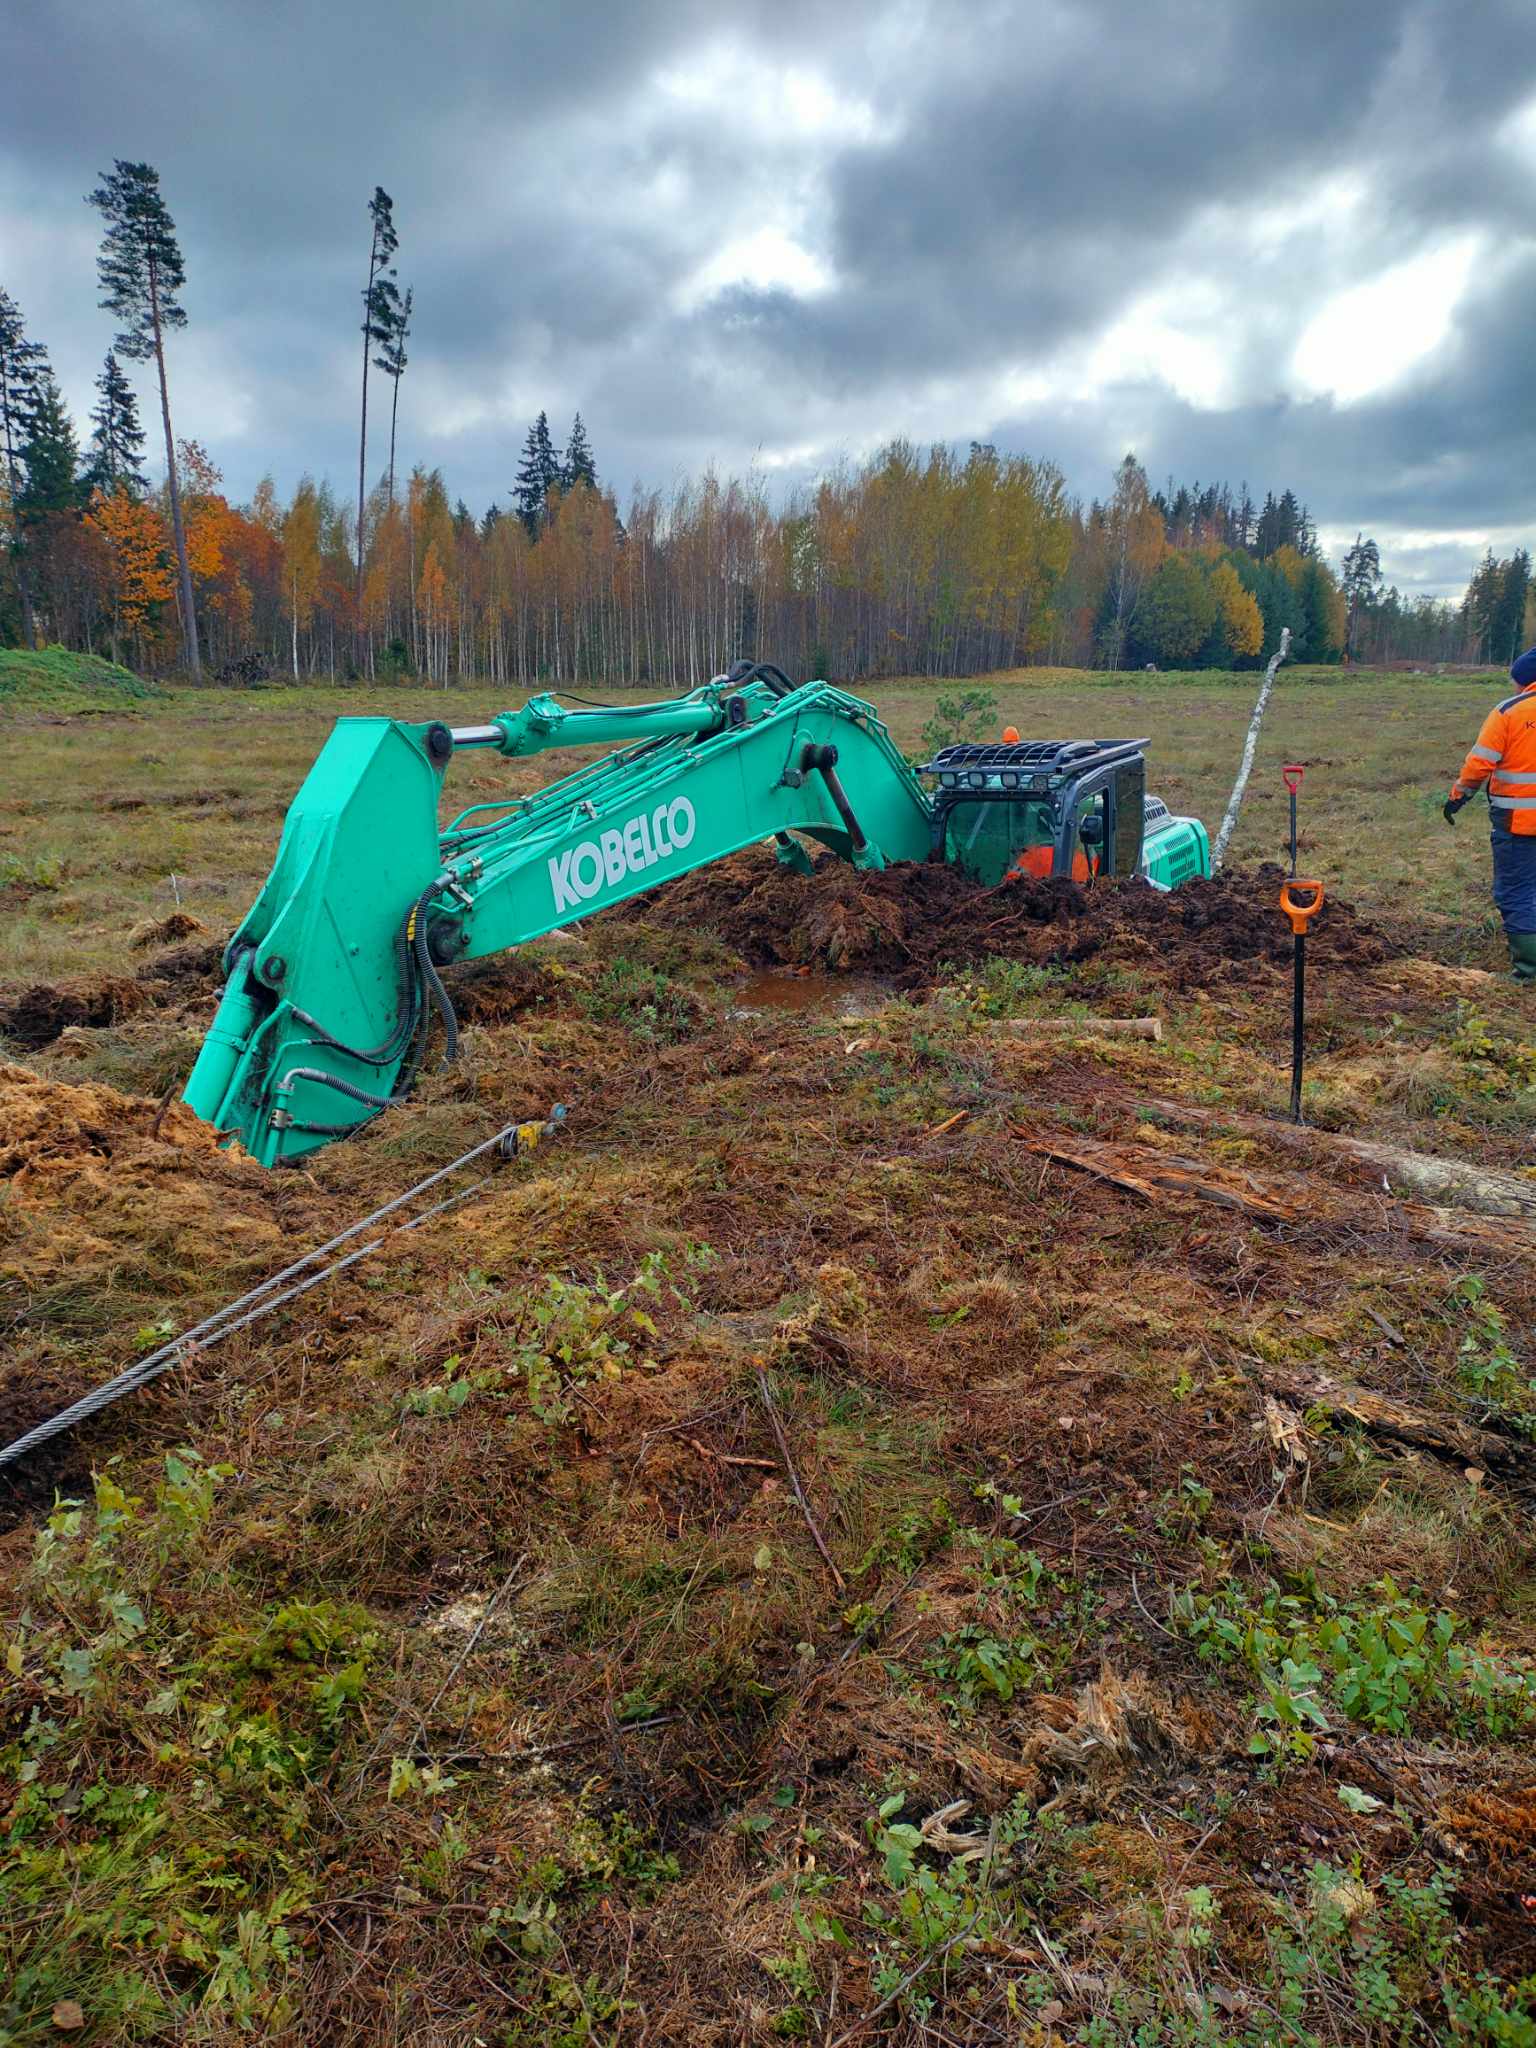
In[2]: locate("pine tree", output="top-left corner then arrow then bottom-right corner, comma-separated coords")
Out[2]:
84,351 -> 147,498
513,411 -> 561,537
0,288 -> 48,647
87,160 -> 201,676
356,186 -> 400,647
374,283 -> 411,511
562,411 -> 597,492
1340,533 -> 1381,662
1463,550 -> 1504,661
481,501 -> 503,538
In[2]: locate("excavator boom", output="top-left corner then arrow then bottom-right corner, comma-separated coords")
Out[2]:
183,670 -> 932,1164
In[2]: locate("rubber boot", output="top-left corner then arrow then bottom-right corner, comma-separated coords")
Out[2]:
1509,931 -> 1536,985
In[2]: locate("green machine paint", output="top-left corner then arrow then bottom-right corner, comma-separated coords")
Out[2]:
185,663 -> 1210,1165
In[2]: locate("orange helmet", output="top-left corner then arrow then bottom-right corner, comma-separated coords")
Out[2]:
1002,725 -> 1020,743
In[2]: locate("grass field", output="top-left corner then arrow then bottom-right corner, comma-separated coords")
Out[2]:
0,662 -> 1516,984
2,659 -> 1535,2046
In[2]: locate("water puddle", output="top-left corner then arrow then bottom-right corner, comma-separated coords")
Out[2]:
729,969 -> 893,1020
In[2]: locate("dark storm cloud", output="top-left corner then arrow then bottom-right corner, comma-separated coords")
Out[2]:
3,0 -> 1533,594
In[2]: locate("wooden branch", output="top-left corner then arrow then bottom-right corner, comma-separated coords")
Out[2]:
686,1436 -> 778,1473
986,1016 -> 1163,1041
1212,624 -> 1290,870
755,1366 -> 846,1592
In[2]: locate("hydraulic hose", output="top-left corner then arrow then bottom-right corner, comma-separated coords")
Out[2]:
410,881 -> 460,1061
290,916 -> 421,1066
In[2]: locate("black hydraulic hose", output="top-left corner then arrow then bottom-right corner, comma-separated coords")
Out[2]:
725,658 -> 797,699
289,916 -> 421,1066
411,883 -> 460,1061
280,1067 -> 403,1111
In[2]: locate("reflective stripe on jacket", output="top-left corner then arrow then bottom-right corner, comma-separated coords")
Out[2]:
1453,670 -> 1536,835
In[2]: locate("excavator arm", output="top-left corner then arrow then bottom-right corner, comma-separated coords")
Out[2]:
183,669 -> 934,1165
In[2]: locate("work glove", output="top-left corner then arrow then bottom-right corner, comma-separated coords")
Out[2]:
1443,792 -> 1471,825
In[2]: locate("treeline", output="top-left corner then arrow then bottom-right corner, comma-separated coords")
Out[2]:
3,152 -> 1531,683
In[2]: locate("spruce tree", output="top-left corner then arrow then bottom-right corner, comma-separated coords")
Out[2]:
18,373 -> 83,521
513,411 -> 560,536
84,350 -> 148,497
1491,551 -> 1532,666
562,411 -> 597,491
87,160 -> 201,676
355,186 -> 399,648
374,283 -> 411,510
0,288 -> 48,647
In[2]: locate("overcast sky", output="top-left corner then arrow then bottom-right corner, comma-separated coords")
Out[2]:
4,0 -> 1534,599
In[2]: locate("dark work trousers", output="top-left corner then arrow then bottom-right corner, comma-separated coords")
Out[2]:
1491,828 -> 1536,934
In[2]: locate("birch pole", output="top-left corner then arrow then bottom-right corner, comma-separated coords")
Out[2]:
1211,625 -> 1290,870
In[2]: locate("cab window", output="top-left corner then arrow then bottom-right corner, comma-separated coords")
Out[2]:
944,797 -> 1054,885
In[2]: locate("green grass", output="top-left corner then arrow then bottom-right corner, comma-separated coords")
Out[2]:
0,662 -> 1514,985
0,646 -> 162,721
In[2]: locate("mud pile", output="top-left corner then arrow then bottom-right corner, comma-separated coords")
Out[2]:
629,851 -> 1383,988
0,935 -> 227,1051
0,976 -> 151,1050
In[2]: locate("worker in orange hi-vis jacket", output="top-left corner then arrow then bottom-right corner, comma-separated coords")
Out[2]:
1446,644 -> 1536,983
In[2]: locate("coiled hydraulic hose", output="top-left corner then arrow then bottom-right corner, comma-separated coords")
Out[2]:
277,878 -> 460,1138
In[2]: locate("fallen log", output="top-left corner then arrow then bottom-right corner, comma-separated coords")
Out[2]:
986,1016 -> 1163,1042
1019,1131 -> 1536,1264
1137,1096 -> 1536,1222
1259,1365 -> 1534,1487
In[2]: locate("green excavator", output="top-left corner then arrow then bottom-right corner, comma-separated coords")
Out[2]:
184,662 -> 1210,1165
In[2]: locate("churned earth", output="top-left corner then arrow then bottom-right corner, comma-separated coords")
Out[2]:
3,835 -> 1536,2045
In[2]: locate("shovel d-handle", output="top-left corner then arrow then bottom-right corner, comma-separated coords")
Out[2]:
1282,764 -> 1305,794
1280,878 -> 1325,936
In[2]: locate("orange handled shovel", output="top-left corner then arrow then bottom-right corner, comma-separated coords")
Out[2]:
1280,877 -> 1325,1122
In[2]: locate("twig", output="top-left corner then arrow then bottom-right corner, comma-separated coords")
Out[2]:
686,1436 -> 777,1472
1130,1568 -> 1176,1640
755,1365 -> 846,1592
1363,1305 -> 1406,1347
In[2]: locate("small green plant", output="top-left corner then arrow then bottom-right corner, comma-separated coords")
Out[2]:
919,686 -> 999,759
577,956 -> 700,1043
1176,1574 -> 1536,1757
0,846 -> 65,891
1451,1275 -> 1536,1438
506,1253 -> 669,1424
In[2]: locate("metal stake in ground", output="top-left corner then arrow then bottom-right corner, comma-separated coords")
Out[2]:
1280,877 -> 1325,1122
1283,762 -> 1304,876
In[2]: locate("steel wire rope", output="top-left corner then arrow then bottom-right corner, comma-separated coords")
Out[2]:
0,1120 -> 539,1469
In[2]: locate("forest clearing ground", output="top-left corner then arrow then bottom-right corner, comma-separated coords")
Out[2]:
2,667 -> 1534,2045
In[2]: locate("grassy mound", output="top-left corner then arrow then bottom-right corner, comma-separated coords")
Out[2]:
0,645 -> 160,718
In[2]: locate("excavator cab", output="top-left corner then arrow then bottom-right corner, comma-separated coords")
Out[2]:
923,739 -> 1208,890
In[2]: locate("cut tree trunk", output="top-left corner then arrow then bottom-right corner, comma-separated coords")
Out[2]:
149,254 -> 199,681
1137,1096 -> 1536,1222
1020,1130 -> 1536,1264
